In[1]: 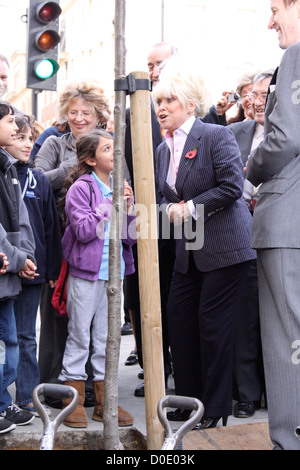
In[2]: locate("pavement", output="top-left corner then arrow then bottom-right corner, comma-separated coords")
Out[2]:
6,324 -> 269,447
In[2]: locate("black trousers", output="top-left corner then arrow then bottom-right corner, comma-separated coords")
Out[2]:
167,255 -> 251,418
127,240 -> 175,376
233,259 -> 265,402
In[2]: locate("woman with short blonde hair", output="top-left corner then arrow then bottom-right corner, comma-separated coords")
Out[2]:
57,80 -> 111,126
154,57 -> 256,429
35,80 -> 111,201
153,57 -> 211,119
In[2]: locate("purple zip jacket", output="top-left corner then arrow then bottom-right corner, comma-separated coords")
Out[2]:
62,174 -> 136,281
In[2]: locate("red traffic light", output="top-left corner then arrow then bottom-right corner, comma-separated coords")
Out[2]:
36,30 -> 60,51
36,2 -> 62,23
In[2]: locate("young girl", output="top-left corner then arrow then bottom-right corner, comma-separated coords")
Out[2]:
58,129 -> 136,428
5,114 -> 62,416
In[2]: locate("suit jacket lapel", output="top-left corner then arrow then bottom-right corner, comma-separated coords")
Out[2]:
175,119 -> 203,197
163,181 -> 181,203
151,100 -> 163,150
266,67 -> 278,103
238,121 -> 256,165
160,143 -> 181,203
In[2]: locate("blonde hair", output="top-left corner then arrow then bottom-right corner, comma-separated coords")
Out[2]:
236,71 -> 258,97
152,57 -> 211,118
57,80 -> 111,126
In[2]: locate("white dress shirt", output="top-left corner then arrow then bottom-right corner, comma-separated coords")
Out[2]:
165,116 -> 197,218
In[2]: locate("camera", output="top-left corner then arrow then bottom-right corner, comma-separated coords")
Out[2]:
228,92 -> 240,103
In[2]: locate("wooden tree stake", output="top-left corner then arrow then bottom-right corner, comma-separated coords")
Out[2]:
129,71 -> 165,450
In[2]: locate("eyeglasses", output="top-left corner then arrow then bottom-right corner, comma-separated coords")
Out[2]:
248,93 -> 268,103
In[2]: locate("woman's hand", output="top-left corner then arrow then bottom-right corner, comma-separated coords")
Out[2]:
168,201 -> 191,226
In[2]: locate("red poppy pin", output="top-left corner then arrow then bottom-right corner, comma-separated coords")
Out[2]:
185,147 -> 197,162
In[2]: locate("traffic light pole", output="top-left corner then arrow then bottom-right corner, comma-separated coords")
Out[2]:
31,89 -> 39,120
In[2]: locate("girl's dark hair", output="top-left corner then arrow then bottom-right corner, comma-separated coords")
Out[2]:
59,129 -> 113,230
65,129 -> 113,190
0,102 -> 14,120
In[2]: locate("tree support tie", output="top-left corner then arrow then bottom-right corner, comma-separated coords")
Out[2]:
114,73 -> 152,95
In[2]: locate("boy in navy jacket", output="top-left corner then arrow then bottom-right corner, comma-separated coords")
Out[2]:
5,113 -> 62,416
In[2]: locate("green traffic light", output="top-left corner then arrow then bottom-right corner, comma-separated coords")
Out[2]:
34,59 -> 59,80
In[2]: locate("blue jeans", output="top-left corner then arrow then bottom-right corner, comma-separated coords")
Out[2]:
0,300 -> 19,412
14,284 -> 41,406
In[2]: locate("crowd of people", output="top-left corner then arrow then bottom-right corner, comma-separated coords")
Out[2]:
1,0 -> 300,451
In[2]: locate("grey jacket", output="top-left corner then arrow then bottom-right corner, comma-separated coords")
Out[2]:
0,152 -> 36,301
34,132 -> 77,202
246,42 -> 300,249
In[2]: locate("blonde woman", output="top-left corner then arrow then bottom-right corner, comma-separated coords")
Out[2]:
35,80 -> 111,204
153,58 -> 256,429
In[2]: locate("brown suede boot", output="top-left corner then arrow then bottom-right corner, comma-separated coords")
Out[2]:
62,380 -> 88,428
92,380 -> 134,427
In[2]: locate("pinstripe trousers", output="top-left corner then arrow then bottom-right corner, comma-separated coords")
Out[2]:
257,248 -> 300,450
167,255 -> 250,418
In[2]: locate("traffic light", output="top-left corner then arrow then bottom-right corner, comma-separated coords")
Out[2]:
26,1 -> 62,91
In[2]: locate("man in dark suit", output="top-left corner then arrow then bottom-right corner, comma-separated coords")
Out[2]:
124,43 -> 177,396
228,70 -> 273,419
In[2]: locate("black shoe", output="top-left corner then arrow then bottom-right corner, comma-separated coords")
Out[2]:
0,417 -> 16,434
134,382 -> 144,397
0,403 -> 34,426
167,409 -> 191,421
44,395 -> 62,409
193,416 -> 228,430
121,321 -> 133,336
134,371 -> 168,396
233,401 -> 260,418
125,350 -> 138,366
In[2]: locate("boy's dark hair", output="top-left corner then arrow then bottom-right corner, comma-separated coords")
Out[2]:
0,102 -> 14,120
14,114 -> 35,135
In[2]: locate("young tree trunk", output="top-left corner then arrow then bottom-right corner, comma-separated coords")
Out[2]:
103,0 -> 127,451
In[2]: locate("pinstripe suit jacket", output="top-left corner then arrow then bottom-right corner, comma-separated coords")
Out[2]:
156,118 -> 256,273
